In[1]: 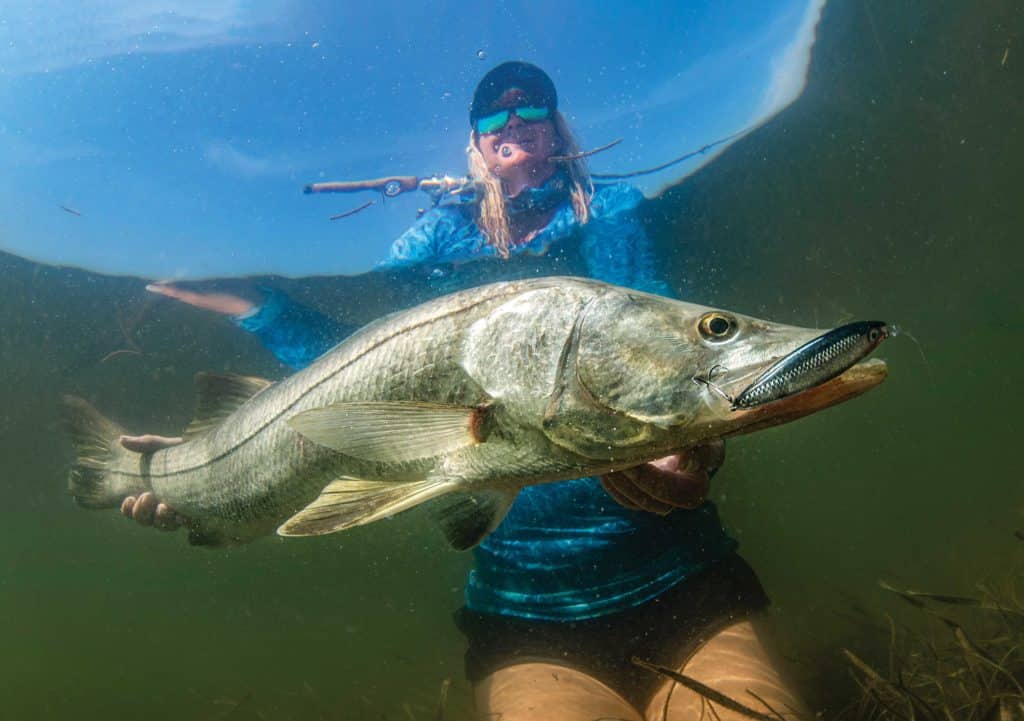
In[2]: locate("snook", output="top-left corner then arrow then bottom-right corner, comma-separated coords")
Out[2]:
64,277 -> 888,549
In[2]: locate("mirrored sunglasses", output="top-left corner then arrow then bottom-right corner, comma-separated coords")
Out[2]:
475,105 -> 551,135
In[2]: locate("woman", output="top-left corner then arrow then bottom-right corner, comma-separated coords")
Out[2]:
124,62 -> 808,720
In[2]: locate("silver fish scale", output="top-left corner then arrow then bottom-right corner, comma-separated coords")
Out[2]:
107,277 -> 585,543
87,280 -> 886,546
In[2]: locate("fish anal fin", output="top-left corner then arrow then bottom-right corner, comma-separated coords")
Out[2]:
287,401 -> 491,464
277,478 -> 454,537
436,489 -> 516,551
184,372 -> 274,439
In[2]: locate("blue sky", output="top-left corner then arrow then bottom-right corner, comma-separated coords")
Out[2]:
0,0 -> 825,277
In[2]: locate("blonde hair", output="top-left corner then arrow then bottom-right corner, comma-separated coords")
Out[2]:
467,110 -> 593,258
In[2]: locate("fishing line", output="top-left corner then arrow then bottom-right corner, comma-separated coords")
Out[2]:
888,323 -> 936,386
550,138 -> 624,163
590,126 -> 752,180
330,199 -> 376,220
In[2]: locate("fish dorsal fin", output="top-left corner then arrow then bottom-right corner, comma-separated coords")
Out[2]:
436,489 -> 517,550
278,478 -> 454,537
184,372 -> 274,439
287,401 -> 491,463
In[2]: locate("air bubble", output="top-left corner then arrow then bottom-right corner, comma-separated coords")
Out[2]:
476,49 -> 486,60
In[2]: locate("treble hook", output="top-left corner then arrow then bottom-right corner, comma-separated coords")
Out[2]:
692,364 -> 735,404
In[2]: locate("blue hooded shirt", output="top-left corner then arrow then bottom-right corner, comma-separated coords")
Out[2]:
236,178 -> 737,621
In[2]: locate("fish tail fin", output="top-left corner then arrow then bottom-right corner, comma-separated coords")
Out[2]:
61,395 -> 146,508
277,478 -> 454,538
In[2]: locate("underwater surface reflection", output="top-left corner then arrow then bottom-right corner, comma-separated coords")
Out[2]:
0,0 -> 1021,718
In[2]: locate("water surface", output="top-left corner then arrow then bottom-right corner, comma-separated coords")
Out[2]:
1,0 -> 1021,717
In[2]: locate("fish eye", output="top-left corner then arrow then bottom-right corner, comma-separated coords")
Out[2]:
868,328 -> 881,342
698,313 -> 737,342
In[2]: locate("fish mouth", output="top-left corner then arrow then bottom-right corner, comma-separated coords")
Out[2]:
721,358 -> 888,437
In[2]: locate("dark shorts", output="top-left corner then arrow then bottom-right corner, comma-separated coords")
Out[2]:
454,554 -> 769,710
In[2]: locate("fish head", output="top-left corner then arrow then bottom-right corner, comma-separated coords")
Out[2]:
568,289 -> 888,453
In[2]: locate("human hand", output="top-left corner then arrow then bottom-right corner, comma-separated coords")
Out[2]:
601,441 -> 725,515
145,279 -> 264,317
119,434 -> 183,453
118,435 -> 189,530
120,492 -> 188,531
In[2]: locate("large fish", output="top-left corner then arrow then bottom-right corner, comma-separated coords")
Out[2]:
63,277 -> 888,549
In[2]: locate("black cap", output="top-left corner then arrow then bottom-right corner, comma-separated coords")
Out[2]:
469,61 -> 558,127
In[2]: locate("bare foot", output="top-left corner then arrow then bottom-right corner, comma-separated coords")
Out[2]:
120,492 -> 188,531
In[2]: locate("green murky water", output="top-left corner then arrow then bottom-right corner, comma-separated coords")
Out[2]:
1,1 -> 1021,718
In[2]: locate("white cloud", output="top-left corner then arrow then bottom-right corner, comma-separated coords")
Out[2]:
203,140 -> 276,177
754,0 -> 828,122
0,0 -> 290,76
0,127 -> 101,166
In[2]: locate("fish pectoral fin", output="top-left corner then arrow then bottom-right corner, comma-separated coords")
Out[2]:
184,372 -> 274,439
277,478 -> 454,537
435,489 -> 517,551
286,401 -> 491,463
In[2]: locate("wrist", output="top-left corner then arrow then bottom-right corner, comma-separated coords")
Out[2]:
232,287 -> 281,332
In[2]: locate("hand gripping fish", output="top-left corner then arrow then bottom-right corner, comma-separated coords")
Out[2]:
63,277 -> 889,549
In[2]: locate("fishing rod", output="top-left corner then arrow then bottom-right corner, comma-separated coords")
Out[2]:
304,175 -> 472,202
304,127 -> 750,219
304,174 -> 480,220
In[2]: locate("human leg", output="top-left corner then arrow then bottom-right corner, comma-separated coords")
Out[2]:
475,662 -> 642,721
644,617 -> 810,721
